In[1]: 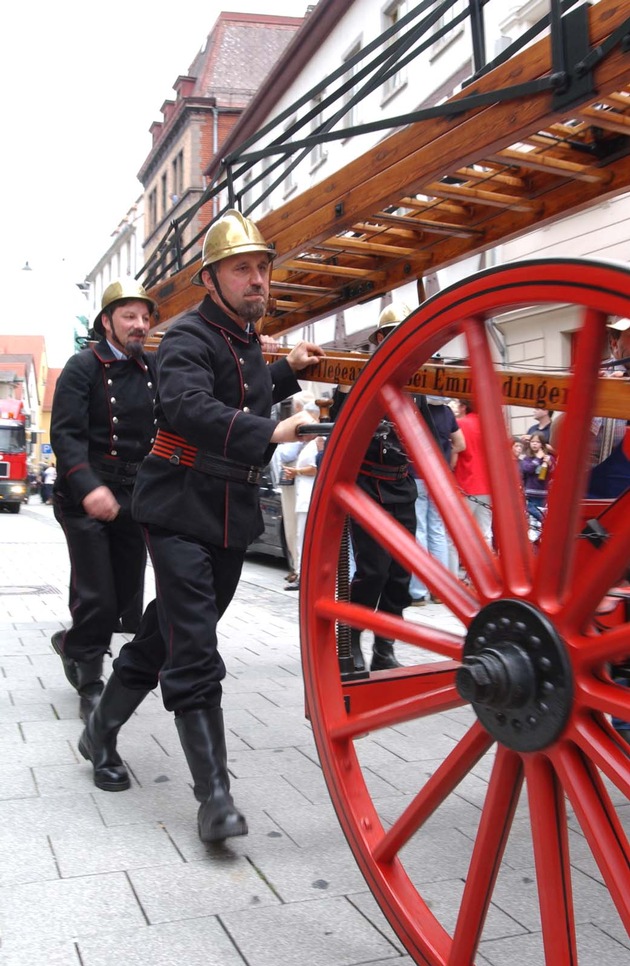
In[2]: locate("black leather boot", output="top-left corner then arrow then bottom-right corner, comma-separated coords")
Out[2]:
51,630 -> 79,689
75,656 -> 105,723
52,631 -> 104,720
78,673 -> 148,791
371,637 -> 402,671
350,628 -> 365,672
175,707 -> 248,843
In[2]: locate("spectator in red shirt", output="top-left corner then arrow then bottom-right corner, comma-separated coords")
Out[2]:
449,399 -> 492,573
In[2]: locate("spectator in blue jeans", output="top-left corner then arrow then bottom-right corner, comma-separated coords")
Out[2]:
409,395 -> 465,605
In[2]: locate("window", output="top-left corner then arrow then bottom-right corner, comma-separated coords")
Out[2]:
309,93 -> 328,171
172,150 -> 183,200
282,117 -> 297,198
431,0 -> 467,56
382,0 -> 407,100
260,169 -> 272,213
148,189 -> 157,232
161,173 -> 168,216
500,0 -> 550,38
0,425 -> 25,454
241,171 -> 255,215
341,40 -> 362,132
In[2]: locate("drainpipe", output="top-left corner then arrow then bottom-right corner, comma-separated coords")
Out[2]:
212,101 -> 219,217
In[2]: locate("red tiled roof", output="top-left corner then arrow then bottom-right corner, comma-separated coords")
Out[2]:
192,13 -> 304,106
0,336 -> 46,380
140,12 -> 304,180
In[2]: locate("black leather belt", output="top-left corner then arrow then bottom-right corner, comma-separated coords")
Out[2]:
91,456 -> 141,485
360,460 -> 409,481
193,451 -> 262,485
151,429 -> 262,485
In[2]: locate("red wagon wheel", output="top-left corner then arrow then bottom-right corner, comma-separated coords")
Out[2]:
300,259 -> 630,965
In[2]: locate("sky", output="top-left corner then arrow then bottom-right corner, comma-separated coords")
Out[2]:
0,1 -> 306,363
0,1 -> 305,280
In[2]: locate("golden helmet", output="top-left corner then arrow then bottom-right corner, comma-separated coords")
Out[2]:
93,278 -> 155,336
192,209 -> 276,286
369,302 -> 412,345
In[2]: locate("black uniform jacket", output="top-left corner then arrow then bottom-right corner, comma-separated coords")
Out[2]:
330,386 -> 416,505
51,339 -> 157,510
131,296 -> 301,549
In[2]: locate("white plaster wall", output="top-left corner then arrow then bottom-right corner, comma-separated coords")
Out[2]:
218,0 -> 624,368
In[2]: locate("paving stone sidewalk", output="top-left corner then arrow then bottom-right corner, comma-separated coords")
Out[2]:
0,502 -> 627,966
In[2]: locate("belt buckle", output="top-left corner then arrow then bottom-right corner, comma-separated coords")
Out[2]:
247,468 -> 259,484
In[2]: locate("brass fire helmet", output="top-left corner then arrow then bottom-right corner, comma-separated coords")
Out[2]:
191,209 -> 276,286
93,279 -> 156,337
369,301 -> 412,345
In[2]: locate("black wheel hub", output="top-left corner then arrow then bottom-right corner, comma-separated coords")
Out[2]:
456,599 -> 573,752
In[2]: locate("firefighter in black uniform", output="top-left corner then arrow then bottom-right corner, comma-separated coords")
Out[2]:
78,209 -> 323,843
331,304 -> 417,672
50,279 -> 157,721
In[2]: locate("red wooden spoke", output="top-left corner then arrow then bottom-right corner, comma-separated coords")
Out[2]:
577,622 -> 630,669
450,746 -> 523,964
535,307 -> 608,607
573,671 -> 630,728
525,754 -> 578,965
380,383 -> 502,600
300,260 -> 630,965
562,491 -> 630,632
553,743 -> 630,930
570,714 -> 630,799
314,596 -> 465,659
332,480 -> 479,623
464,314 -> 533,594
373,722 -> 493,862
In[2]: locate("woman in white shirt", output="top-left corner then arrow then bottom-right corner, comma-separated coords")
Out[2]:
283,435 -> 320,590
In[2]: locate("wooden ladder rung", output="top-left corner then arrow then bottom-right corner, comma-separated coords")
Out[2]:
424,181 -> 534,212
488,147 -> 608,183
271,280 -> 338,295
451,165 -> 526,189
374,210 -> 479,237
579,105 -> 630,136
317,236 -> 422,257
282,260 -> 386,279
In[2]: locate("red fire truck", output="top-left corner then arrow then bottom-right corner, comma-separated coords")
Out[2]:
0,398 -> 28,513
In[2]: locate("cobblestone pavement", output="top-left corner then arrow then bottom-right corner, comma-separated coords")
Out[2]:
0,500 -> 628,965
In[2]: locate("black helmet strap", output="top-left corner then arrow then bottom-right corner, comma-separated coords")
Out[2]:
207,263 -> 240,318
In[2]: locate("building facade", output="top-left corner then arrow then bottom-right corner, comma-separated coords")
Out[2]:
85,197 -> 145,324
193,0 -> 626,436
84,12 -> 304,320
137,12 -> 304,284
0,335 -> 50,467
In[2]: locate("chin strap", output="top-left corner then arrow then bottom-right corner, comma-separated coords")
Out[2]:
208,265 -> 240,318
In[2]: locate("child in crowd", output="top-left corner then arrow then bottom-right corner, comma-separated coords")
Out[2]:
519,432 -> 554,523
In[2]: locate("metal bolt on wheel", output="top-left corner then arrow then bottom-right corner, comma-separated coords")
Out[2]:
300,260 -> 630,965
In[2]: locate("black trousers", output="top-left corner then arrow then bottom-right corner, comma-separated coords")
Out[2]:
114,525 -> 245,713
349,499 -> 416,625
54,492 -> 146,662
